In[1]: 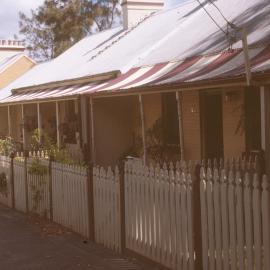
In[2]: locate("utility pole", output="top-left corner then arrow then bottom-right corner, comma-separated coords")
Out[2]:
228,23 -> 251,86
241,27 -> 252,86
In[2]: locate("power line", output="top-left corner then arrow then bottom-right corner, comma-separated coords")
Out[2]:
196,0 -> 227,36
208,0 -> 237,29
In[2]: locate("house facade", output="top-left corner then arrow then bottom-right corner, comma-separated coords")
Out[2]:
0,0 -> 269,171
0,40 -> 35,139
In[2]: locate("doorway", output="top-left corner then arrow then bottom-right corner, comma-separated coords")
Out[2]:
201,92 -> 224,159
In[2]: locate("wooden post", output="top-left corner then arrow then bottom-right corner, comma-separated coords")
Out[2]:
21,104 -> 26,150
37,103 -> 41,142
119,161 -> 126,252
7,105 -> 11,136
90,97 -> 96,164
24,150 -> 29,213
241,27 -> 251,86
176,91 -> 185,160
56,101 -> 60,148
48,156 -> 53,221
10,152 -> 15,209
260,86 -> 266,151
264,87 -> 270,176
139,94 -> 147,165
87,162 -> 95,241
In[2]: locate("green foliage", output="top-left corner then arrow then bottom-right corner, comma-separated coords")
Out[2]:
19,0 -> 121,61
0,172 -> 8,197
124,118 -> 180,163
0,137 -> 16,156
28,159 -> 48,176
30,129 -> 76,164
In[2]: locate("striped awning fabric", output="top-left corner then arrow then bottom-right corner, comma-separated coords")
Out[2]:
1,45 -> 270,104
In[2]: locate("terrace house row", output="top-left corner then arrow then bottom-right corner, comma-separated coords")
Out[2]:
0,0 -> 270,172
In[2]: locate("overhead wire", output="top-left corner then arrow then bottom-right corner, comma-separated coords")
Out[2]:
195,0 -> 227,36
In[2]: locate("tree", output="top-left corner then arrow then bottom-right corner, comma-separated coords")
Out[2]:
19,0 -> 121,61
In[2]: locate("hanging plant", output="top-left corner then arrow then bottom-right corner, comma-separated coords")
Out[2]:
0,172 -> 8,197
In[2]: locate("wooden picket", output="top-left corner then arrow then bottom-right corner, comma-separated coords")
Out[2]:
200,166 -> 270,270
124,159 -> 195,270
13,158 -> 27,212
93,165 -> 121,252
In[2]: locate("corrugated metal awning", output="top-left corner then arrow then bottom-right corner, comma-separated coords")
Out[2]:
1,44 -> 270,104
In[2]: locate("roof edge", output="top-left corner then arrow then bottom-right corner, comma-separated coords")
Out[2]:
12,70 -> 120,94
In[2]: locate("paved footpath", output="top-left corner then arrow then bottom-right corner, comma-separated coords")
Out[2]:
0,205 -> 157,270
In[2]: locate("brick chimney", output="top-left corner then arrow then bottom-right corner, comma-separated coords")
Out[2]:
122,0 -> 164,29
0,39 -> 25,61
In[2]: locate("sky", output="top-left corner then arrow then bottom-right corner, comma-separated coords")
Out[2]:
0,0 -> 185,39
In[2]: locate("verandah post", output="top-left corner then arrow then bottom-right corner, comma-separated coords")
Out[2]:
176,91 -> 185,160
139,94 -> 147,165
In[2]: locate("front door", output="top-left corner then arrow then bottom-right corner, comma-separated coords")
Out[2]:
201,92 -> 224,160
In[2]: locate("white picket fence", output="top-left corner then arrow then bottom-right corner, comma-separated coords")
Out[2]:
0,155 -> 11,207
27,158 -> 50,218
200,167 -> 270,270
93,166 -> 121,252
0,155 -> 90,238
1,153 -> 269,270
52,162 -> 89,237
124,160 -> 195,270
14,158 -> 27,212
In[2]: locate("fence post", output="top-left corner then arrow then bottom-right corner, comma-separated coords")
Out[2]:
48,155 -> 53,221
10,152 -> 15,209
119,160 -> 126,253
87,162 -> 95,241
24,150 -> 29,213
194,163 -> 203,270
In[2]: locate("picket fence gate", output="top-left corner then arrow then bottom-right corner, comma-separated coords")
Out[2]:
52,162 -> 89,237
124,160 -> 195,270
93,166 -> 121,252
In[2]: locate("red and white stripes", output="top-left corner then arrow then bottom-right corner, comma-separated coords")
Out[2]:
1,45 -> 270,104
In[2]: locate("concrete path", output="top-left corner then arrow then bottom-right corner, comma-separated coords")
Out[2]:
0,205 -> 156,270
